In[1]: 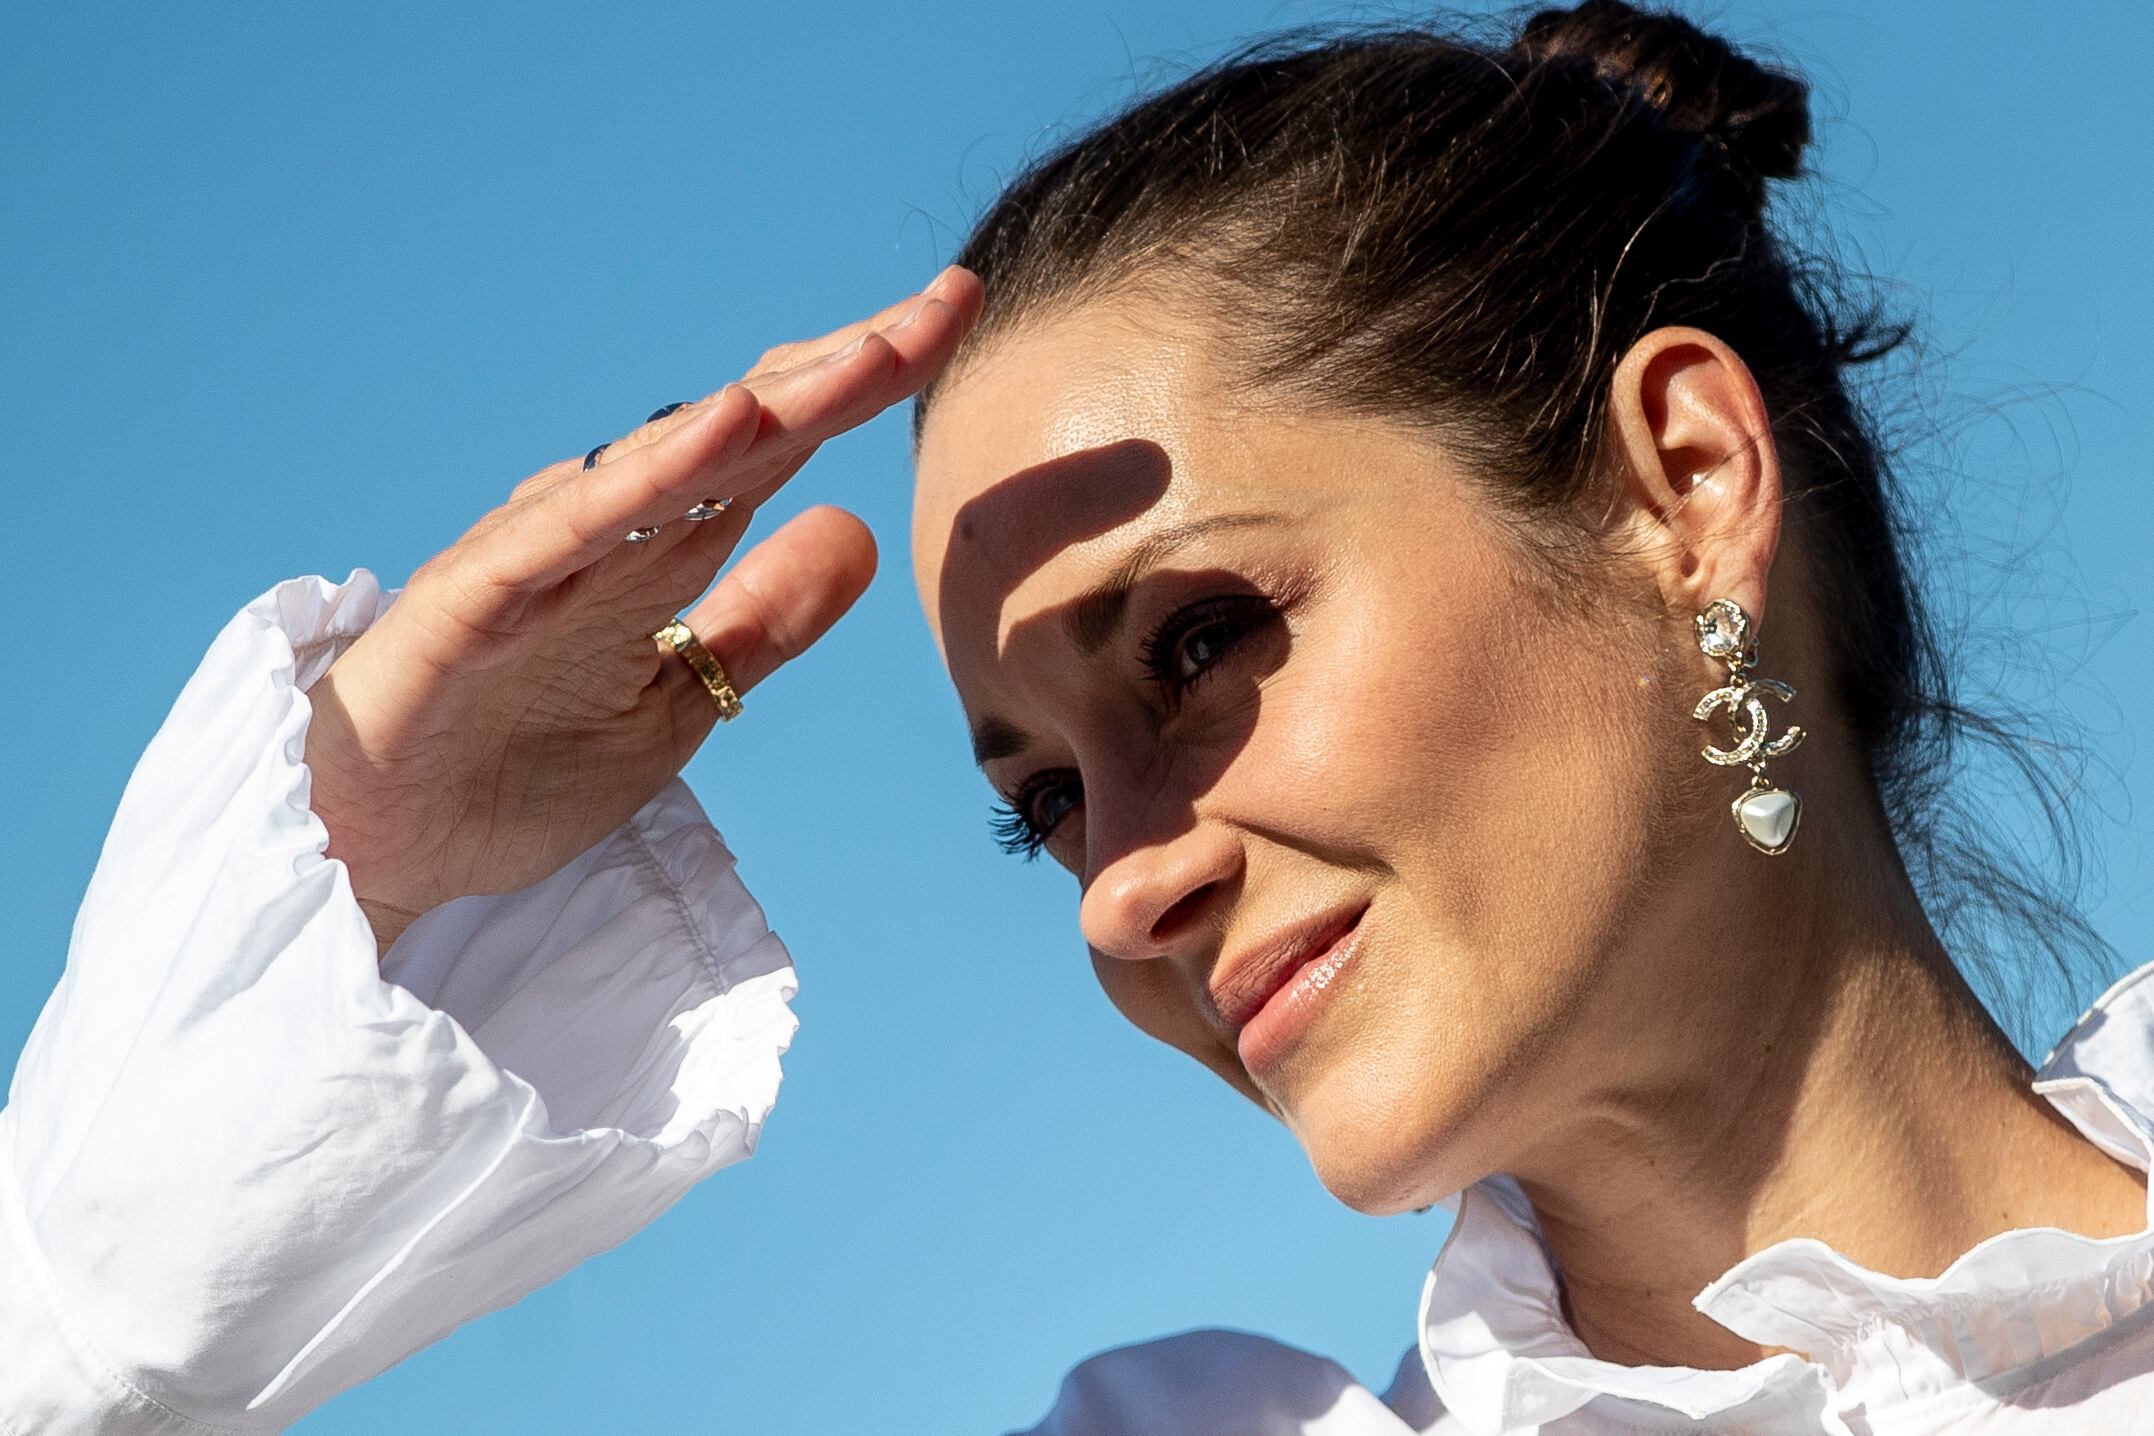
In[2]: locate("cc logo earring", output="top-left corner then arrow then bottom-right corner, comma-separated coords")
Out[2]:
1691,598 -> 1805,854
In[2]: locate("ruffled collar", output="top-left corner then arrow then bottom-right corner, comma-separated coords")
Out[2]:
1415,961 -> 2154,1435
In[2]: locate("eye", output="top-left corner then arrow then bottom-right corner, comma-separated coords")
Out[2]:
1139,595 -> 1273,698
989,770 -> 1082,861
986,594 -> 1285,862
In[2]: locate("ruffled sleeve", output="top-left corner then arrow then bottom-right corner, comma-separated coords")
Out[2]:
1006,1330 -> 1429,1435
0,569 -> 799,1434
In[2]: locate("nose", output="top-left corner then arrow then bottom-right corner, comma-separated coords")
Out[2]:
1078,806 -> 1243,964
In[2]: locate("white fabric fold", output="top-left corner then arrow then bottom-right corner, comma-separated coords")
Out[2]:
1009,1329 -> 1422,1436
6,562 -> 2154,1435
1412,965 -> 2154,1433
0,570 -> 798,1433
1413,1178 -> 1847,1435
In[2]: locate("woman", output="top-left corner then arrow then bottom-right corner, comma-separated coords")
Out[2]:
4,3 -> 2148,1432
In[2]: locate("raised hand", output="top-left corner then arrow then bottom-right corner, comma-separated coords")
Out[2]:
302,266 -> 985,955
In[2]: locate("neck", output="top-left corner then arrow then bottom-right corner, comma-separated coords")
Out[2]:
1508,771 -> 2145,1371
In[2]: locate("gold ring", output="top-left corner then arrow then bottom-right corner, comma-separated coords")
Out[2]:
651,619 -> 743,722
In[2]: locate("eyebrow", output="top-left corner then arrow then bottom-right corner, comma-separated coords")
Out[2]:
969,509 -> 1287,768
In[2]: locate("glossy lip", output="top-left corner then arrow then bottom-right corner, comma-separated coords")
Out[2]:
1206,901 -> 1370,1048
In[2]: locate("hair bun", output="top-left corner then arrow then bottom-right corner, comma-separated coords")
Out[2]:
1515,0 -> 1810,192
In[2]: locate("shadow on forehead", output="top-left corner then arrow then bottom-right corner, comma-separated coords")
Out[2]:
936,437 -> 1172,668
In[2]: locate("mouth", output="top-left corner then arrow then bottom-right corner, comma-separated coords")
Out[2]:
1207,902 -> 1370,1075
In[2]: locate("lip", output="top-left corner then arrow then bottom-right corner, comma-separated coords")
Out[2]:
1207,902 -> 1370,1072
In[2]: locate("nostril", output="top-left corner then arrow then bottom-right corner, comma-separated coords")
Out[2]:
1151,882 -> 1217,947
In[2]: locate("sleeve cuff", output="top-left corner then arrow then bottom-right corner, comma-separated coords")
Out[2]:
1,569 -> 799,1431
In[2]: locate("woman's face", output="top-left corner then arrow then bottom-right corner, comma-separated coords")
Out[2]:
911,296 -> 1711,1214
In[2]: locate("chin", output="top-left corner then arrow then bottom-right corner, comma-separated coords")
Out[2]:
1280,1064 -> 1492,1217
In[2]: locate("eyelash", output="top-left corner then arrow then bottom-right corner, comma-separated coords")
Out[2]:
989,594 -> 1274,861
989,776 -> 1071,861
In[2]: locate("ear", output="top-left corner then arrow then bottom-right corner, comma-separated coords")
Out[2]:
1604,326 -> 1783,623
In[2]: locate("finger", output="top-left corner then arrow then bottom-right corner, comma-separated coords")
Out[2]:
745,264 -> 981,379
658,504 -> 878,745
924,262 -> 985,332
628,294 -> 972,571
473,382 -> 763,591
610,268 -> 975,476
726,293 -> 972,491
582,396 -> 714,473
632,467 -> 759,571
596,272 -> 980,553
754,293 -> 966,411
742,289 -> 932,380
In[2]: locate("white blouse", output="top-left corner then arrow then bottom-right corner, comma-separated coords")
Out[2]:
3,569 -> 2151,1435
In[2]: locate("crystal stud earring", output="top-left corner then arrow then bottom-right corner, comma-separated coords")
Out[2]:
1691,598 -> 1805,854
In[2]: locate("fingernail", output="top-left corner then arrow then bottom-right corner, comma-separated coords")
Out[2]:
646,400 -> 693,423
890,300 -> 927,331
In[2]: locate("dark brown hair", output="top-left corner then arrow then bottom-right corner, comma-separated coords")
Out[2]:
916,0 -> 2110,1035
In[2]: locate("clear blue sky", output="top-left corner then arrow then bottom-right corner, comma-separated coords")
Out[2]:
3,3 -> 2149,1431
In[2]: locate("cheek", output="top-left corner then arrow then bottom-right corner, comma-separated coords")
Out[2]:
1257,541 -> 1687,1205
1339,542 -> 1672,949
1090,950 -> 1267,1104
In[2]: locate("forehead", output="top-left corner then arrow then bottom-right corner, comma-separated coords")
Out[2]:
926,297 -> 1211,480
910,298 -> 1264,651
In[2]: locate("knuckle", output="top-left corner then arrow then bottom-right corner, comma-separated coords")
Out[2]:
730,567 -> 798,669
407,551 -> 448,592
415,529 -> 526,617
408,551 -> 484,613
752,341 -> 802,374
512,456 -> 578,503
461,506 -> 513,547
412,547 -> 474,594
619,402 -> 693,454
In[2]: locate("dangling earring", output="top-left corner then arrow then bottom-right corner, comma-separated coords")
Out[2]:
1691,598 -> 1805,854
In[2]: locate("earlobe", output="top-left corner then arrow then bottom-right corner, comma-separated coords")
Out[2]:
1604,325 -> 1784,623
